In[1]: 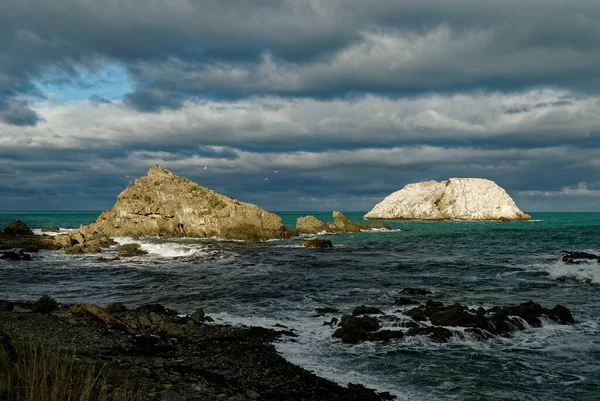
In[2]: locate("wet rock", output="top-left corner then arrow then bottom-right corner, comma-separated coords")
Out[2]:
394,297 -> 419,306
368,222 -> 391,230
300,239 -> 333,248
407,326 -> 453,343
1,250 -> 32,261
559,250 -> 599,264
3,220 -> 34,236
352,306 -> 385,316
400,288 -> 432,296
332,315 -> 380,343
323,317 -> 339,326
117,243 -> 148,257
41,226 -> 60,232
549,304 -> 575,324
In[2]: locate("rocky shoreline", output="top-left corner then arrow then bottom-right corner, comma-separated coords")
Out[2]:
0,299 -> 394,401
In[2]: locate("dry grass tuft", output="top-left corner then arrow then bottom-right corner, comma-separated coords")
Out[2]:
0,335 -> 146,401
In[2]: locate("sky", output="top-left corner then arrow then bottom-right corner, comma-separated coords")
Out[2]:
1,0 -> 600,212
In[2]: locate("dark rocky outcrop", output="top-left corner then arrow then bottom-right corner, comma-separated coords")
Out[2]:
328,300 -> 575,344
40,226 -> 60,233
300,239 -> 333,248
559,250 -> 599,264
1,300 -> 394,401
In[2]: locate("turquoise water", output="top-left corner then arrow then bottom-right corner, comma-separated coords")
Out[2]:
1,211 -> 600,400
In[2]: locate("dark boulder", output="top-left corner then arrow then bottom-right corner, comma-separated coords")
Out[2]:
300,239 -> 333,248
548,304 -> 575,324
41,226 -> 60,233
333,315 -> 380,343
3,220 -> 34,236
407,326 -> 453,343
1,250 -> 32,261
106,302 -> 128,314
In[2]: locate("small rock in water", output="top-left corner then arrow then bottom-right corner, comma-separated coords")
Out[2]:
400,288 -> 432,296
300,239 -> 333,248
116,243 -> 148,257
41,226 -> 60,232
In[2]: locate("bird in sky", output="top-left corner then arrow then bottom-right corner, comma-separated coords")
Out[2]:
264,178 -> 269,181
204,166 -> 207,170
274,170 -> 278,174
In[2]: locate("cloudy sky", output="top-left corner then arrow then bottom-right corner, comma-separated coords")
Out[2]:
1,0 -> 599,212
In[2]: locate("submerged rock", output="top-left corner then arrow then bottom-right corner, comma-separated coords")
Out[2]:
79,166 -> 286,241
300,239 -> 333,248
364,177 -> 531,221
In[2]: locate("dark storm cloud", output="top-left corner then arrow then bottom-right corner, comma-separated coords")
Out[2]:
0,97 -> 41,126
2,0 -> 600,111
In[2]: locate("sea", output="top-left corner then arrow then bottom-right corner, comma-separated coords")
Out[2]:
1,211 -> 599,401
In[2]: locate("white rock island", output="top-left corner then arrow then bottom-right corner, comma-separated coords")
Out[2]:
364,178 -> 531,221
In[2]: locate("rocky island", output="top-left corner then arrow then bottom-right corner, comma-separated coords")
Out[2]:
364,178 -> 531,221
80,165 -> 286,241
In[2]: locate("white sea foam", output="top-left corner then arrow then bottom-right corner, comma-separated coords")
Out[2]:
113,237 -> 204,258
32,228 -> 77,236
530,260 -> 600,284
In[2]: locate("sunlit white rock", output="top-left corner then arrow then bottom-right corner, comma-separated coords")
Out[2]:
364,178 -> 531,221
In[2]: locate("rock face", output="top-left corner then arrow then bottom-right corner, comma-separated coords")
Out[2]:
80,166 -> 286,241
296,211 -> 390,234
300,239 -> 333,248
364,178 -> 531,221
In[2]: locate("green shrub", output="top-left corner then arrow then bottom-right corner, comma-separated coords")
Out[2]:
208,195 -> 226,209
32,295 -> 58,314
131,193 -> 141,200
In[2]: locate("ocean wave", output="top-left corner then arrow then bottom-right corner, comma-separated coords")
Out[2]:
113,237 -> 206,258
529,260 -> 600,284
